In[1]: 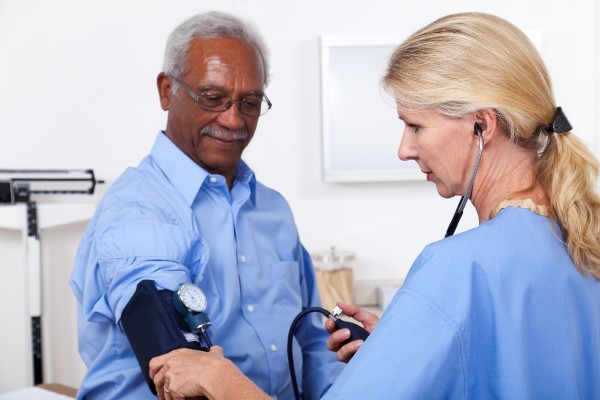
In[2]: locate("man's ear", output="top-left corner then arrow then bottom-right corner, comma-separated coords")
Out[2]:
157,72 -> 172,111
474,109 -> 499,142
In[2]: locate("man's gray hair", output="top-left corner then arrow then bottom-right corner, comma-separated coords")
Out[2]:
162,11 -> 270,85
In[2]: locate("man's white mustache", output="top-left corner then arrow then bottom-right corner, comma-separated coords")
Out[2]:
201,127 -> 248,140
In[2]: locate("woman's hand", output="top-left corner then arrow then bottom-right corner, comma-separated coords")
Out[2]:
150,346 -> 269,400
324,302 -> 379,363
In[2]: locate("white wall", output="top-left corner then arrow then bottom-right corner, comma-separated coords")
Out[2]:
0,0 -> 598,392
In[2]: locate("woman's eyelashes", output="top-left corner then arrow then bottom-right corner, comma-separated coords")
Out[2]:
407,123 -> 420,133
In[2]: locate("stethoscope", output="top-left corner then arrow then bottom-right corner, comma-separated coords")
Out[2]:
445,122 -> 484,237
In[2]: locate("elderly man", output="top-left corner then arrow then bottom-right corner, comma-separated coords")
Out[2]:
70,11 -> 341,400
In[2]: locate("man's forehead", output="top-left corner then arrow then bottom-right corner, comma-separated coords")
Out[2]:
185,38 -> 265,83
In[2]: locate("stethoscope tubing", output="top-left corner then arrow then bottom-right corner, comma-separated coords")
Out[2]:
445,123 -> 484,237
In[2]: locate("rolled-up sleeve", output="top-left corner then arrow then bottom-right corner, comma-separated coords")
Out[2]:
78,201 -> 209,325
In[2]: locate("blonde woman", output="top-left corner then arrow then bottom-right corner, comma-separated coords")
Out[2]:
324,11 -> 600,399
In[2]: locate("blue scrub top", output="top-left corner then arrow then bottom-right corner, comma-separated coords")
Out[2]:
324,207 -> 600,399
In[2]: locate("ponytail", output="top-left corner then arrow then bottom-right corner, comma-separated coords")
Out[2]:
537,132 -> 600,278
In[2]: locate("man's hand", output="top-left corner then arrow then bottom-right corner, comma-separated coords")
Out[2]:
150,347 -> 270,400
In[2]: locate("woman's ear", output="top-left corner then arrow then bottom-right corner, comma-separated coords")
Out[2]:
474,109 -> 500,142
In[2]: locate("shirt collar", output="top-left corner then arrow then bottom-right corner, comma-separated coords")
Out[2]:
150,131 -> 257,205
150,131 -> 207,206
235,159 -> 257,205
235,159 -> 255,186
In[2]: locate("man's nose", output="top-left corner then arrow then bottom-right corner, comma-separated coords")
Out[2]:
215,102 -> 245,130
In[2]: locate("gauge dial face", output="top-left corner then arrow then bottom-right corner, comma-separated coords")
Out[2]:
178,283 -> 208,312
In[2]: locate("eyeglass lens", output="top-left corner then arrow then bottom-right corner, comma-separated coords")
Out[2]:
171,75 -> 271,116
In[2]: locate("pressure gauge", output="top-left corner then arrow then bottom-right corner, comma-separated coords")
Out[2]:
175,282 -> 207,313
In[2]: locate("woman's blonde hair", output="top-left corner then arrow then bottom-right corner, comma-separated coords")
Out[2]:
383,12 -> 600,278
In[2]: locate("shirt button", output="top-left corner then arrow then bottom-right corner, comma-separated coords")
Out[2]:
247,305 -> 255,312
240,255 -> 246,263
209,177 -> 217,183
270,344 -> 277,352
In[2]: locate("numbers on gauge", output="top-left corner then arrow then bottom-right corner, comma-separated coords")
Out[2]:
179,283 -> 208,312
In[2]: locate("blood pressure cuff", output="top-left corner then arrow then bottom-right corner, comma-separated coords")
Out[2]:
121,279 -> 203,395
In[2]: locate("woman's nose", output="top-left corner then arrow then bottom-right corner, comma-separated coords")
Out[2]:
398,130 -> 417,161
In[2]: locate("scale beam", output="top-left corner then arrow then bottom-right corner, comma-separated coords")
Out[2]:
0,169 -> 101,385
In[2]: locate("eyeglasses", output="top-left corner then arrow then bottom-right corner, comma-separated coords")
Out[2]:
169,75 -> 272,116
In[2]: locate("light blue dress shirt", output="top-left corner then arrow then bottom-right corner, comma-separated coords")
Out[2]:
323,207 -> 600,399
70,132 -> 342,399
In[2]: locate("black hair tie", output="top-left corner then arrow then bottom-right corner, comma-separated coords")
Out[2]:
545,106 -> 572,134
